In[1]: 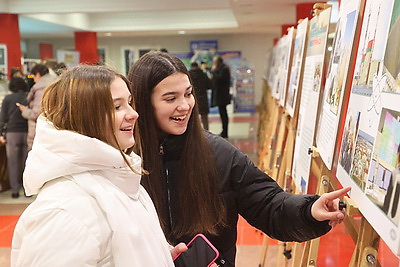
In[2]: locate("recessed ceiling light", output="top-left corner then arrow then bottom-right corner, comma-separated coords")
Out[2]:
178,31 -> 186,35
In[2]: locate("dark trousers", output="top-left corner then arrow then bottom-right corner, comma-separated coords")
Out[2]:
5,132 -> 28,194
218,105 -> 228,137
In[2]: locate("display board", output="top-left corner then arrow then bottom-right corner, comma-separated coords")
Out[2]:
286,18 -> 308,118
336,0 -> 400,256
0,44 -> 7,80
315,0 -> 363,169
270,28 -> 295,105
263,51 -> 272,82
56,50 -> 80,69
292,8 -> 332,192
268,45 -> 279,98
233,66 -> 256,112
278,27 -> 295,107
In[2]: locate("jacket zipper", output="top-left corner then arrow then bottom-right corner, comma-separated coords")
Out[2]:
160,143 -> 173,227
166,167 -> 173,227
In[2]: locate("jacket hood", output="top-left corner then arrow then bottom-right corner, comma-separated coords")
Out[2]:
24,115 -> 142,197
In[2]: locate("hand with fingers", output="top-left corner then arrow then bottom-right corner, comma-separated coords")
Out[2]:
170,243 -> 188,260
311,186 -> 351,228
17,103 -> 28,111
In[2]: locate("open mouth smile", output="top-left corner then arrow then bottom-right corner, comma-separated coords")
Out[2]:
170,115 -> 187,121
120,127 -> 133,131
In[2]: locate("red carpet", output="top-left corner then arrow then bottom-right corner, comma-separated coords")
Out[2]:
0,215 -> 19,247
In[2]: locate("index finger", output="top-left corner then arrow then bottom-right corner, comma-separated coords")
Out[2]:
324,186 -> 351,201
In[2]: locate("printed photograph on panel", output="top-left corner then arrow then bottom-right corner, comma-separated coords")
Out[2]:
366,108 -> 400,226
339,111 -> 361,174
349,129 -> 374,190
325,10 -> 357,115
383,2 -> 400,94
286,19 -> 308,116
352,0 -> 391,96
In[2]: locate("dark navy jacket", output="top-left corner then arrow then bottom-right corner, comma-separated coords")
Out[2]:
159,131 -> 331,266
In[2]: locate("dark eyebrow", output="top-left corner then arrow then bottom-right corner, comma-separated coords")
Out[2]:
161,85 -> 192,97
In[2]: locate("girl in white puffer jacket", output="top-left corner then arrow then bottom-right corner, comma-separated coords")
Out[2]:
11,65 -> 183,267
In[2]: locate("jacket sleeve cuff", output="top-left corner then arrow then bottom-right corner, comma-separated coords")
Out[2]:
303,195 -> 327,224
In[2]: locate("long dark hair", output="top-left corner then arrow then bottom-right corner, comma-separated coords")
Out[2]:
127,52 -> 226,241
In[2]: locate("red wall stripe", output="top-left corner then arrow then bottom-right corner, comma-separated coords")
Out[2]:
74,31 -> 98,65
0,13 -> 22,79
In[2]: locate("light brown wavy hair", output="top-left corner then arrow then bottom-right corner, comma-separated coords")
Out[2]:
41,64 -> 142,172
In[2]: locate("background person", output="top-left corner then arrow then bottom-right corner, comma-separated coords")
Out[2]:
188,62 -> 211,130
211,56 -> 231,138
53,62 -> 67,76
0,77 -> 28,198
10,68 -> 24,78
11,65 -> 183,266
18,64 -> 57,150
127,51 -> 351,267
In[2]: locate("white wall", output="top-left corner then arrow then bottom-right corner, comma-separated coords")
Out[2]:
23,33 -> 276,104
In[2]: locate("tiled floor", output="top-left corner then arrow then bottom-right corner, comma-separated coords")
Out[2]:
1,111 -> 400,266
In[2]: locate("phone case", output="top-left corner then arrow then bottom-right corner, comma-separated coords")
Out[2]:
173,234 -> 219,267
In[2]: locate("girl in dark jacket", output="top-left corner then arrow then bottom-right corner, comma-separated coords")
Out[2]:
127,51 -> 350,267
0,77 -> 28,198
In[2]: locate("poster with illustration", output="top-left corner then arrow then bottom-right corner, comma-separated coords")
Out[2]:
278,27 -> 295,107
286,18 -> 309,117
315,0 -> 363,169
270,29 -> 295,104
189,40 -> 218,69
292,8 -> 332,192
268,45 -> 279,98
336,0 -> 400,256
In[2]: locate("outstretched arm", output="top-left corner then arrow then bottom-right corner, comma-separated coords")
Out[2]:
311,186 -> 351,227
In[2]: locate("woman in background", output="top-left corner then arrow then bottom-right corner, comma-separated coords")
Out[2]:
0,77 -> 28,198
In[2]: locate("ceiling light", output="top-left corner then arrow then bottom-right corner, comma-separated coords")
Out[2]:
178,31 -> 186,35
105,32 -> 112,36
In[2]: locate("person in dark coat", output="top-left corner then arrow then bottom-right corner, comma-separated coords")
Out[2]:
127,52 -> 351,267
188,62 -> 211,130
211,56 -> 231,138
0,77 -> 28,198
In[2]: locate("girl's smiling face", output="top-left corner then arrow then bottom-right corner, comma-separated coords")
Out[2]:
110,77 -> 139,150
151,72 -> 195,135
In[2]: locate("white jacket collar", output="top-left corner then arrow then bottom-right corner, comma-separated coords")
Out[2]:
24,115 -> 142,198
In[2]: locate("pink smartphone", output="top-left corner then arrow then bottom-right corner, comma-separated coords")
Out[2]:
173,234 -> 219,267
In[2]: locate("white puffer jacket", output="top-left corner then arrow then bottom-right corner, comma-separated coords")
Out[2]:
11,115 -> 174,267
